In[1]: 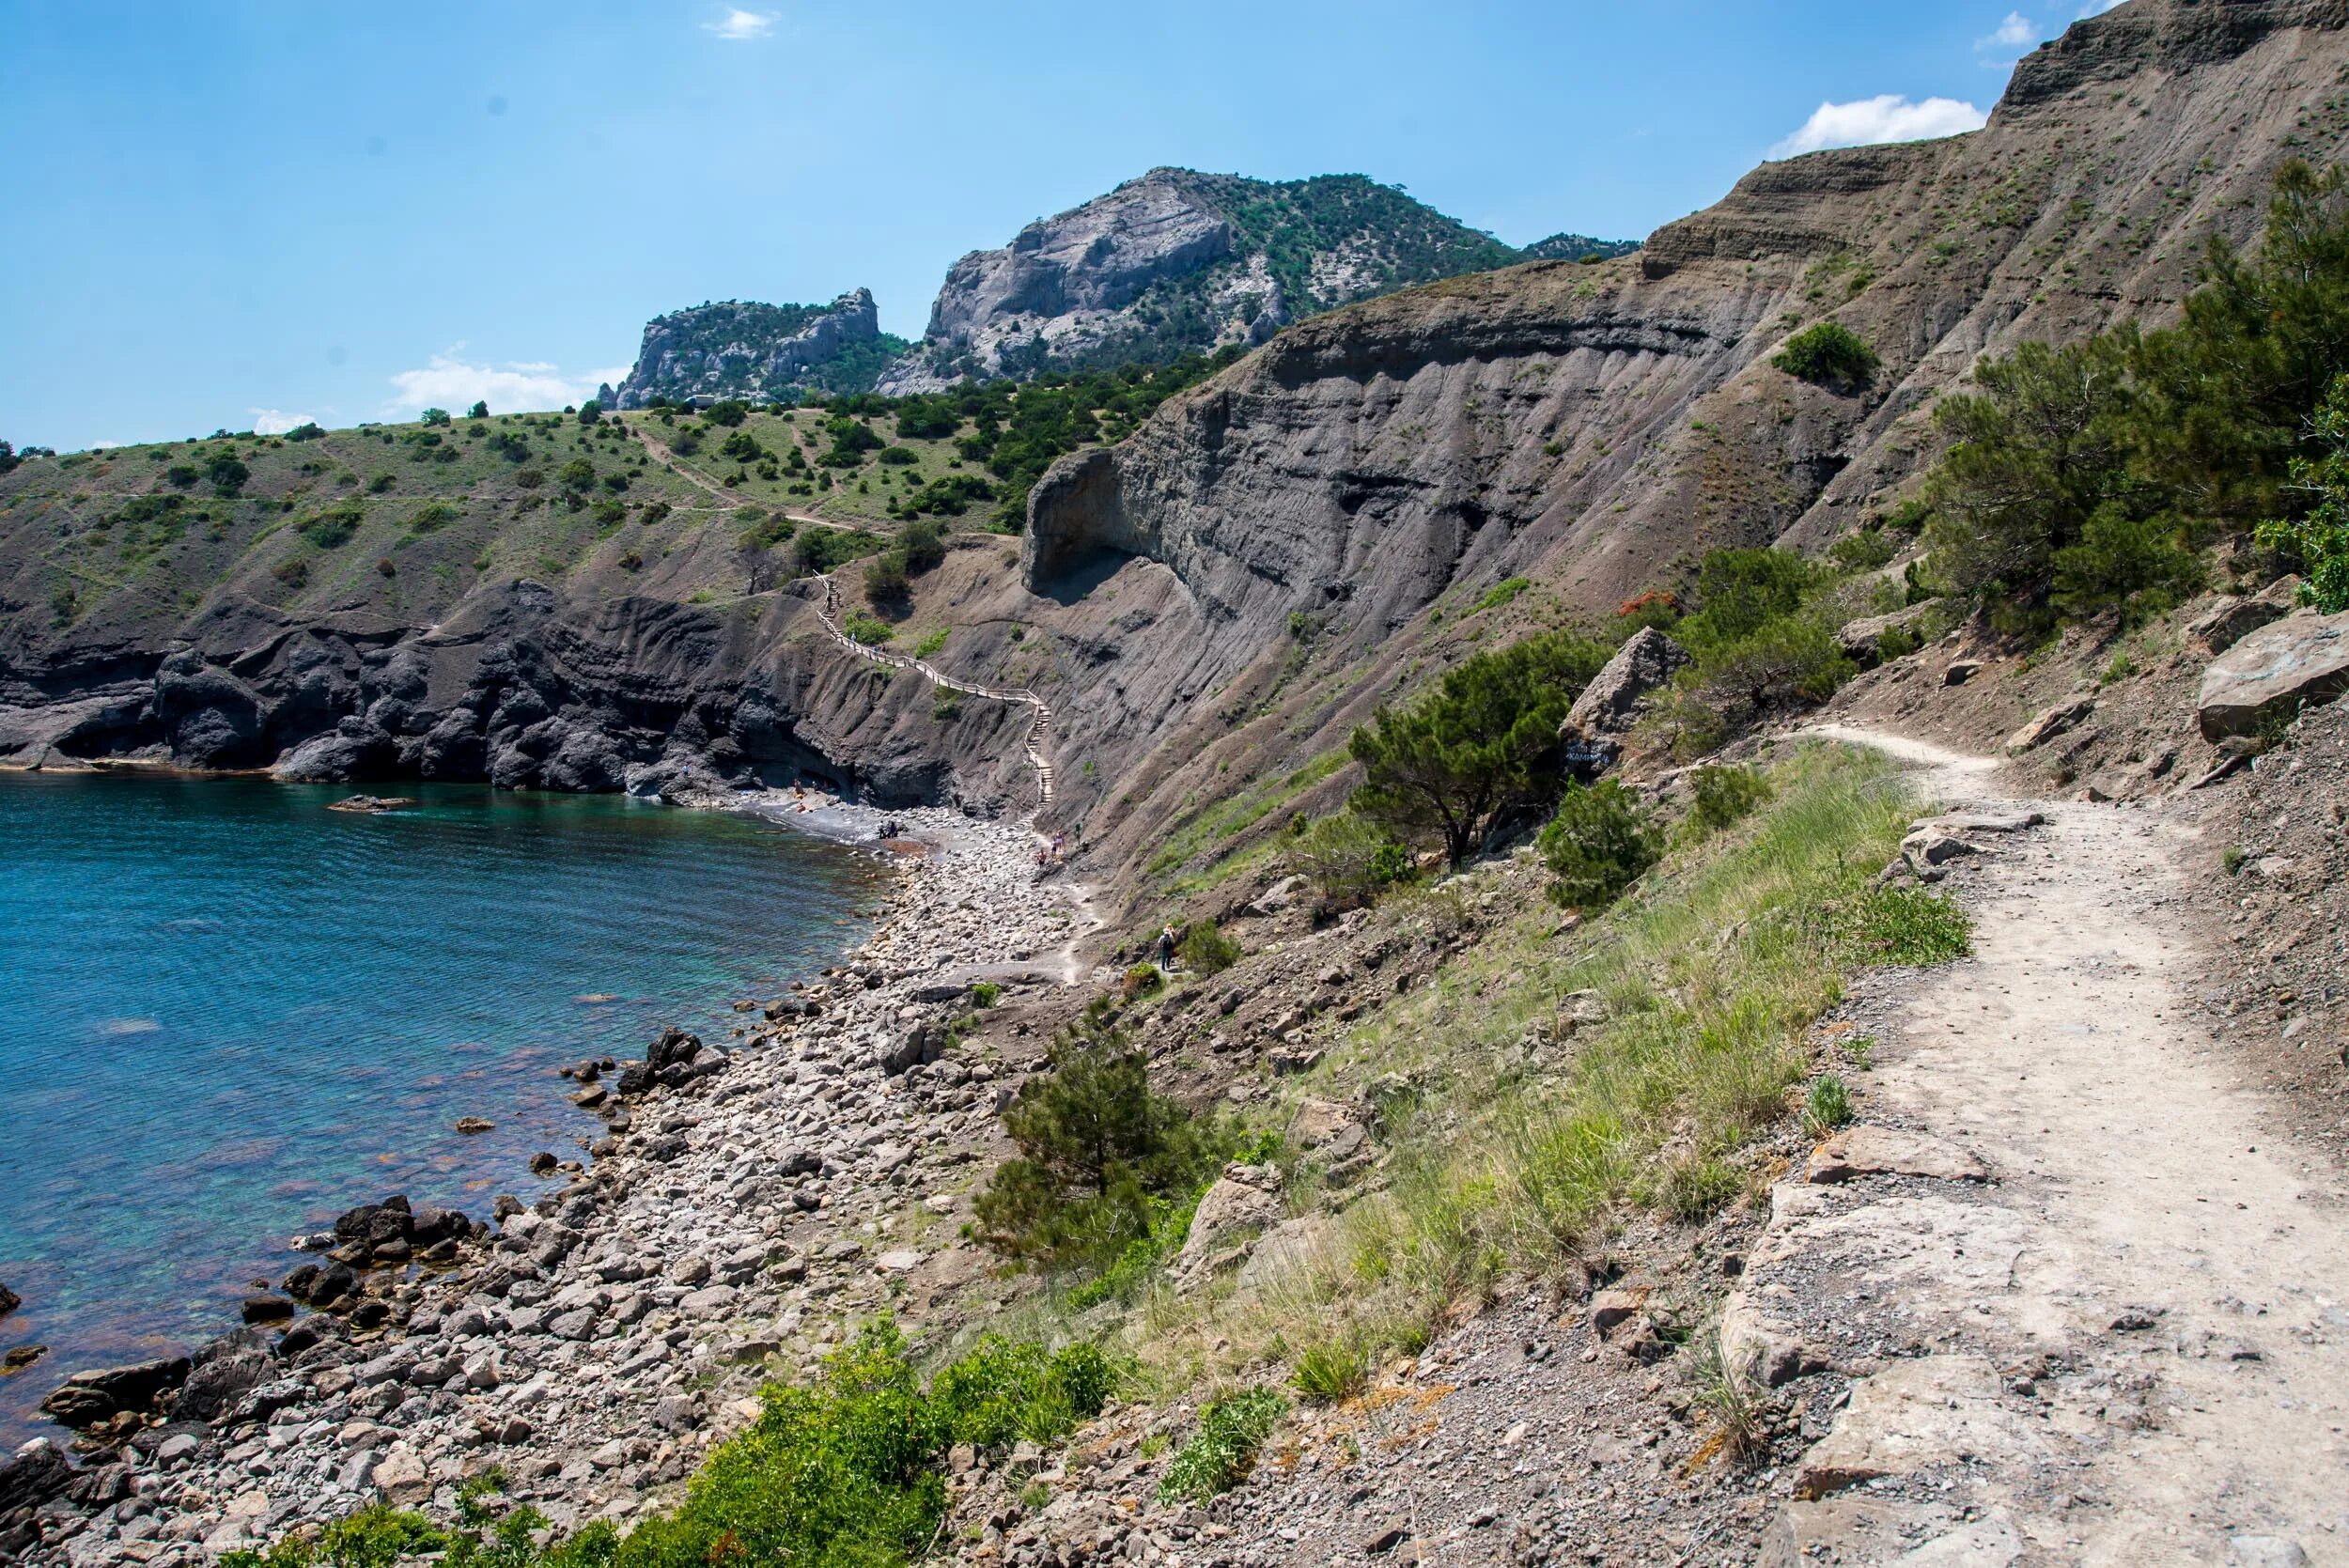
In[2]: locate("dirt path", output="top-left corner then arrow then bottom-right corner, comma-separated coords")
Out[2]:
1750,727 -> 2349,1563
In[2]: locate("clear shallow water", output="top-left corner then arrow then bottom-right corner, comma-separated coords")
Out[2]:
0,771 -> 883,1438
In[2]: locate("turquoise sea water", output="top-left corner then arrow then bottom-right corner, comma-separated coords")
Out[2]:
0,770 -> 884,1439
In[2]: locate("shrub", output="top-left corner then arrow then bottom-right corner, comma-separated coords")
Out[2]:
576,400 -> 601,426
911,628 -> 947,659
1176,919 -> 1242,975
1473,576 -> 1531,613
843,611 -> 893,645
1159,1389 -> 1287,1502
1538,780 -> 1657,909
1772,321 -> 1878,388
878,445 -> 920,466
299,505 -> 365,549
558,458 -> 596,491
1688,765 -> 1774,833
706,399 -> 750,427
863,552 -> 911,602
971,981 -> 1002,1008
1291,1337 -> 1371,1405
206,453 -> 249,496
226,1320 -> 1116,1568
2050,503 -> 2203,621
2266,368 -> 2349,612
1120,963 -> 1163,1000
1349,629 -> 1610,865
408,502 -> 459,534
419,407 -> 451,427
1288,811 -> 1415,910
898,517 -> 948,573
972,1001 -> 1217,1267
272,557 -> 309,589
1804,1074 -> 1854,1136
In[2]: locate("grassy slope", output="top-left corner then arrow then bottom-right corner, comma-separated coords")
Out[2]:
1122,743 -> 1938,1387
630,409 -> 973,529
0,408 -> 1001,642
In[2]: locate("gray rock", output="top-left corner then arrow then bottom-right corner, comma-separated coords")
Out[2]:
1562,628 -> 1691,737
2186,593 -> 2287,654
1835,604 -> 1934,664
2197,610 -> 2349,740
613,290 -> 884,410
2004,694 -> 2094,754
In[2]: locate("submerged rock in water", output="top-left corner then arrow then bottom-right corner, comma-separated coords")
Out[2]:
324,795 -> 419,814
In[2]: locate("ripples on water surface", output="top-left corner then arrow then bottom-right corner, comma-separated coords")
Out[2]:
0,771 -> 883,1438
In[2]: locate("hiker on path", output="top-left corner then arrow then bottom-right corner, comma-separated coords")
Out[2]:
1157,924 -> 1177,970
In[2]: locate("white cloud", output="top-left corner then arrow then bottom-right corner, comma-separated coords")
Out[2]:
1770,95 -> 1990,158
1983,10 -> 2039,49
703,8 -> 777,40
249,409 -> 318,435
381,351 -> 629,419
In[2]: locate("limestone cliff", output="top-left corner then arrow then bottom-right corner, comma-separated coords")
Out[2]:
876,169 -> 1525,391
610,289 -> 906,408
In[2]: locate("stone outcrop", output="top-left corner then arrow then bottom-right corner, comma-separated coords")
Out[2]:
878,169 -> 1524,392
1563,627 -> 1690,736
610,289 -> 895,408
0,552 -> 1039,812
2196,609 -> 2349,739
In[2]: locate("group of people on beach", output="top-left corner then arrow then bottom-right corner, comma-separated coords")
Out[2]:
1033,831 -> 1070,869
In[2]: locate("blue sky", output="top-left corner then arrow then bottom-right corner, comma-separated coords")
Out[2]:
0,1 -> 2120,451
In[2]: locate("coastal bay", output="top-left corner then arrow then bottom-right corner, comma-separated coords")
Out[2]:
0,771 -> 889,1443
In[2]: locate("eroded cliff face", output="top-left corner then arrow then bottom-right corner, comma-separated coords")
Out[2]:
1011,0 -> 2349,893
0,548 -> 1037,815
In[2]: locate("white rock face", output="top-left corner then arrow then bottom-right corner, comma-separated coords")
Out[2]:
880,171 -> 1244,393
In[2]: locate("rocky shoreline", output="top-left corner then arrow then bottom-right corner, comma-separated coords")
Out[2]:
2,803 -> 1087,1568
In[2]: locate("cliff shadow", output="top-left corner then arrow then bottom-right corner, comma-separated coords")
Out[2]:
1029,546 -> 1132,607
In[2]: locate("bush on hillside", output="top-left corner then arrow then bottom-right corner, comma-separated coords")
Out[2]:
1176,918 -> 1242,975
1688,764 -> 1774,833
972,1001 -> 1221,1267
227,1322 -> 1112,1568
1538,779 -> 1657,910
1288,811 -> 1416,911
2267,370 -> 2349,611
1921,162 -> 2349,626
1348,629 -> 1610,866
1772,321 -> 1878,389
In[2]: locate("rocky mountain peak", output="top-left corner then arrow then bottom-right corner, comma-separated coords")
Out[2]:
610,287 -> 902,408
877,168 -> 1532,392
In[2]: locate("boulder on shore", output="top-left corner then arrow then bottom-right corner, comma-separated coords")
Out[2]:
39,1355 -> 192,1428
2197,610 -> 2349,741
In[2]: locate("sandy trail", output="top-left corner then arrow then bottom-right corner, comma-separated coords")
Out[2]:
1778,726 -> 2349,1563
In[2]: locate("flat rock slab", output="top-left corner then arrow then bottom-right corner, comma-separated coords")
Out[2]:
1794,1355 -> 2036,1500
1805,1126 -> 1989,1185
1764,1498 -> 2024,1568
2197,610 -> 2349,740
